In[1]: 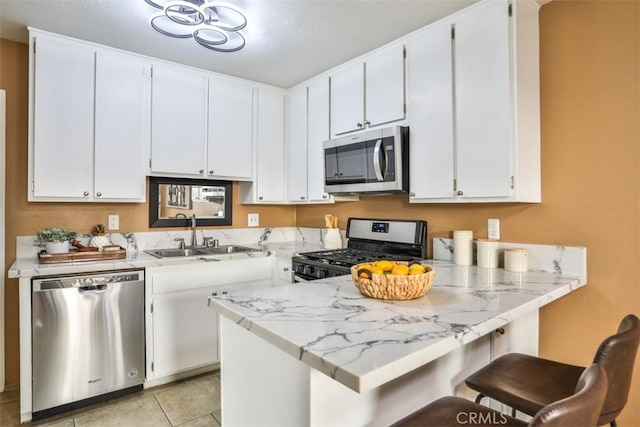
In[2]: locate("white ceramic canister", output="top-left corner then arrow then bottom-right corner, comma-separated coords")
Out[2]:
504,248 -> 528,272
477,239 -> 499,269
453,230 -> 473,266
324,228 -> 343,250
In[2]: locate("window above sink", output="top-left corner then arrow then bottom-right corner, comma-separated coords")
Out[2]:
149,177 -> 233,228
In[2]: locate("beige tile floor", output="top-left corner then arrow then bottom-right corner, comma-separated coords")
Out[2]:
0,371 -> 221,427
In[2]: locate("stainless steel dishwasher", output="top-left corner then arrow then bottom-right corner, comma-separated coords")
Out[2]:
32,270 -> 145,419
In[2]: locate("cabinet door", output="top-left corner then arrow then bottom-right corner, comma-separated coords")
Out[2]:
208,77 -> 254,180
307,77 -> 331,202
365,43 -> 406,127
286,85 -> 308,202
454,0 -> 511,198
151,286 -> 219,377
330,62 -> 365,136
255,89 -> 285,202
150,63 -> 207,176
407,21 -> 455,199
94,50 -> 148,201
32,36 -> 94,198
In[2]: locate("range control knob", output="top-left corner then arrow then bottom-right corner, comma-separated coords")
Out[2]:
317,269 -> 327,279
303,266 -> 313,276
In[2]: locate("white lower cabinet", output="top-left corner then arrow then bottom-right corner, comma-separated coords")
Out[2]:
145,257 -> 273,385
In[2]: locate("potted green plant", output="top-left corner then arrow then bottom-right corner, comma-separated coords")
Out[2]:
35,227 -> 78,254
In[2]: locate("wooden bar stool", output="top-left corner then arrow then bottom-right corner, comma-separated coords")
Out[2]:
465,314 -> 639,427
392,364 -> 607,426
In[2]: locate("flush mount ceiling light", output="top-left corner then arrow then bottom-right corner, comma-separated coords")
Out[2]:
143,0 -> 246,52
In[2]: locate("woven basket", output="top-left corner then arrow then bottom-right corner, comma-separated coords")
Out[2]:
350,262 -> 435,300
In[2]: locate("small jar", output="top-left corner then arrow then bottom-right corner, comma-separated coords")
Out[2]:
477,239 -> 499,269
504,248 -> 528,272
453,230 -> 473,266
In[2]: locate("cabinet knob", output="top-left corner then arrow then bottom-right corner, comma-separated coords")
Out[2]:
258,196 -> 263,200
222,290 -> 228,295
300,196 -> 305,200
364,120 -> 371,126
357,122 -> 363,128
199,169 -> 204,174
83,191 -> 89,197
96,192 -> 102,197
457,190 -> 464,196
212,292 -> 218,296
410,192 -> 415,197
209,170 -> 214,175
496,327 -> 505,335
322,194 -> 328,199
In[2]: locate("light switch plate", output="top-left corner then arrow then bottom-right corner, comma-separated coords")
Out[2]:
248,213 -> 259,227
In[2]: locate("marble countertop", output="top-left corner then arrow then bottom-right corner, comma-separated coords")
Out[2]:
208,260 -> 586,393
8,241 -> 324,279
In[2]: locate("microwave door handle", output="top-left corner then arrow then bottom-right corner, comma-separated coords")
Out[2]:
373,139 -> 384,181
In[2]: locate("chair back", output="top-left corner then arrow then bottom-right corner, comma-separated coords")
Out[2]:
592,314 -> 640,424
528,364 -> 607,427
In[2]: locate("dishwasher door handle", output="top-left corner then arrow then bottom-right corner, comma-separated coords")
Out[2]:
78,284 -> 108,293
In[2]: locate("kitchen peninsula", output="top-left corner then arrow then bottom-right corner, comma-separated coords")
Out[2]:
209,258 -> 586,427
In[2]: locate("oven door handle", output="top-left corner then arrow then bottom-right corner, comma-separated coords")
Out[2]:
293,274 -> 311,283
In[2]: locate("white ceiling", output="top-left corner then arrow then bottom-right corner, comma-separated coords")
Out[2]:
0,0 -> 482,88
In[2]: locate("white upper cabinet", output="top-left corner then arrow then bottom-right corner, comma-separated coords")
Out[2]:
239,88 -> 286,203
94,51 -> 149,200
407,0 -> 540,203
407,21 -> 455,199
285,77 -> 332,204
454,0 -> 511,198
306,77 -> 332,202
207,77 -> 254,180
286,85 -> 308,202
330,43 -> 405,136
150,62 -> 208,177
29,31 -> 148,202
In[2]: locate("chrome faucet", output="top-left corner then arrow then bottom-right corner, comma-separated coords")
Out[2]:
190,214 -> 198,247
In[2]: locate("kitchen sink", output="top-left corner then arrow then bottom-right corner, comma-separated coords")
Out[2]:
199,245 -> 260,255
145,245 -> 260,258
145,248 -> 208,258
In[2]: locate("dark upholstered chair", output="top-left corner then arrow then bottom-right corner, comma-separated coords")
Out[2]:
465,314 -> 639,427
392,364 -> 607,427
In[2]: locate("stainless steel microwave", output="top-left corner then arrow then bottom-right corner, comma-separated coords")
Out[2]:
323,126 -> 409,195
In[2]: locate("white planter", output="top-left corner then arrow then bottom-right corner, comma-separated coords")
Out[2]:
45,241 -> 70,254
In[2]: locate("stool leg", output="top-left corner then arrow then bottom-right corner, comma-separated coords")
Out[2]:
610,420 -> 617,427
475,393 -> 486,404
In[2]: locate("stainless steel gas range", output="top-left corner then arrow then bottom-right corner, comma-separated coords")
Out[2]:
292,218 -> 427,282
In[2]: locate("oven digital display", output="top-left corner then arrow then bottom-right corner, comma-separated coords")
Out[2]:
371,222 -> 389,233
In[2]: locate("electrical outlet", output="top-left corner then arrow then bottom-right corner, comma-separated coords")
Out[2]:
488,219 -> 500,240
108,215 -> 120,230
248,213 -> 259,227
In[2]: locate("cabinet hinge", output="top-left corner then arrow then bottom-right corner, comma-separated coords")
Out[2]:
453,179 -> 457,192
149,158 -> 152,169
151,362 -> 154,372
451,26 -> 455,40
510,176 -> 515,189
150,302 -> 153,313
508,3 -> 513,17
33,40 -> 36,54
150,66 -> 153,78
403,46 -> 406,59
31,181 -> 35,192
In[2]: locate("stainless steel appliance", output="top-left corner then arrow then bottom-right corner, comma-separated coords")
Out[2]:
292,218 -> 427,282
32,270 -> 145,419
323,126 -> 409,195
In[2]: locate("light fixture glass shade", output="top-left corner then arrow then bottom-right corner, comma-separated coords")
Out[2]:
144,0 -> 247,52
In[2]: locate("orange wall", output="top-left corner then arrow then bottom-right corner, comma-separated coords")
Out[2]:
297,1 -> 640,424
2,1 -> 639,424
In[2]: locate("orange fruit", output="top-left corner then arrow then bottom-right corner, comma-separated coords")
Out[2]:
391,264 -> 410,275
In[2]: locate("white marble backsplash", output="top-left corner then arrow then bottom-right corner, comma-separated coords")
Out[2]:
16,226 -> 343,259
433,238 -> 587,279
